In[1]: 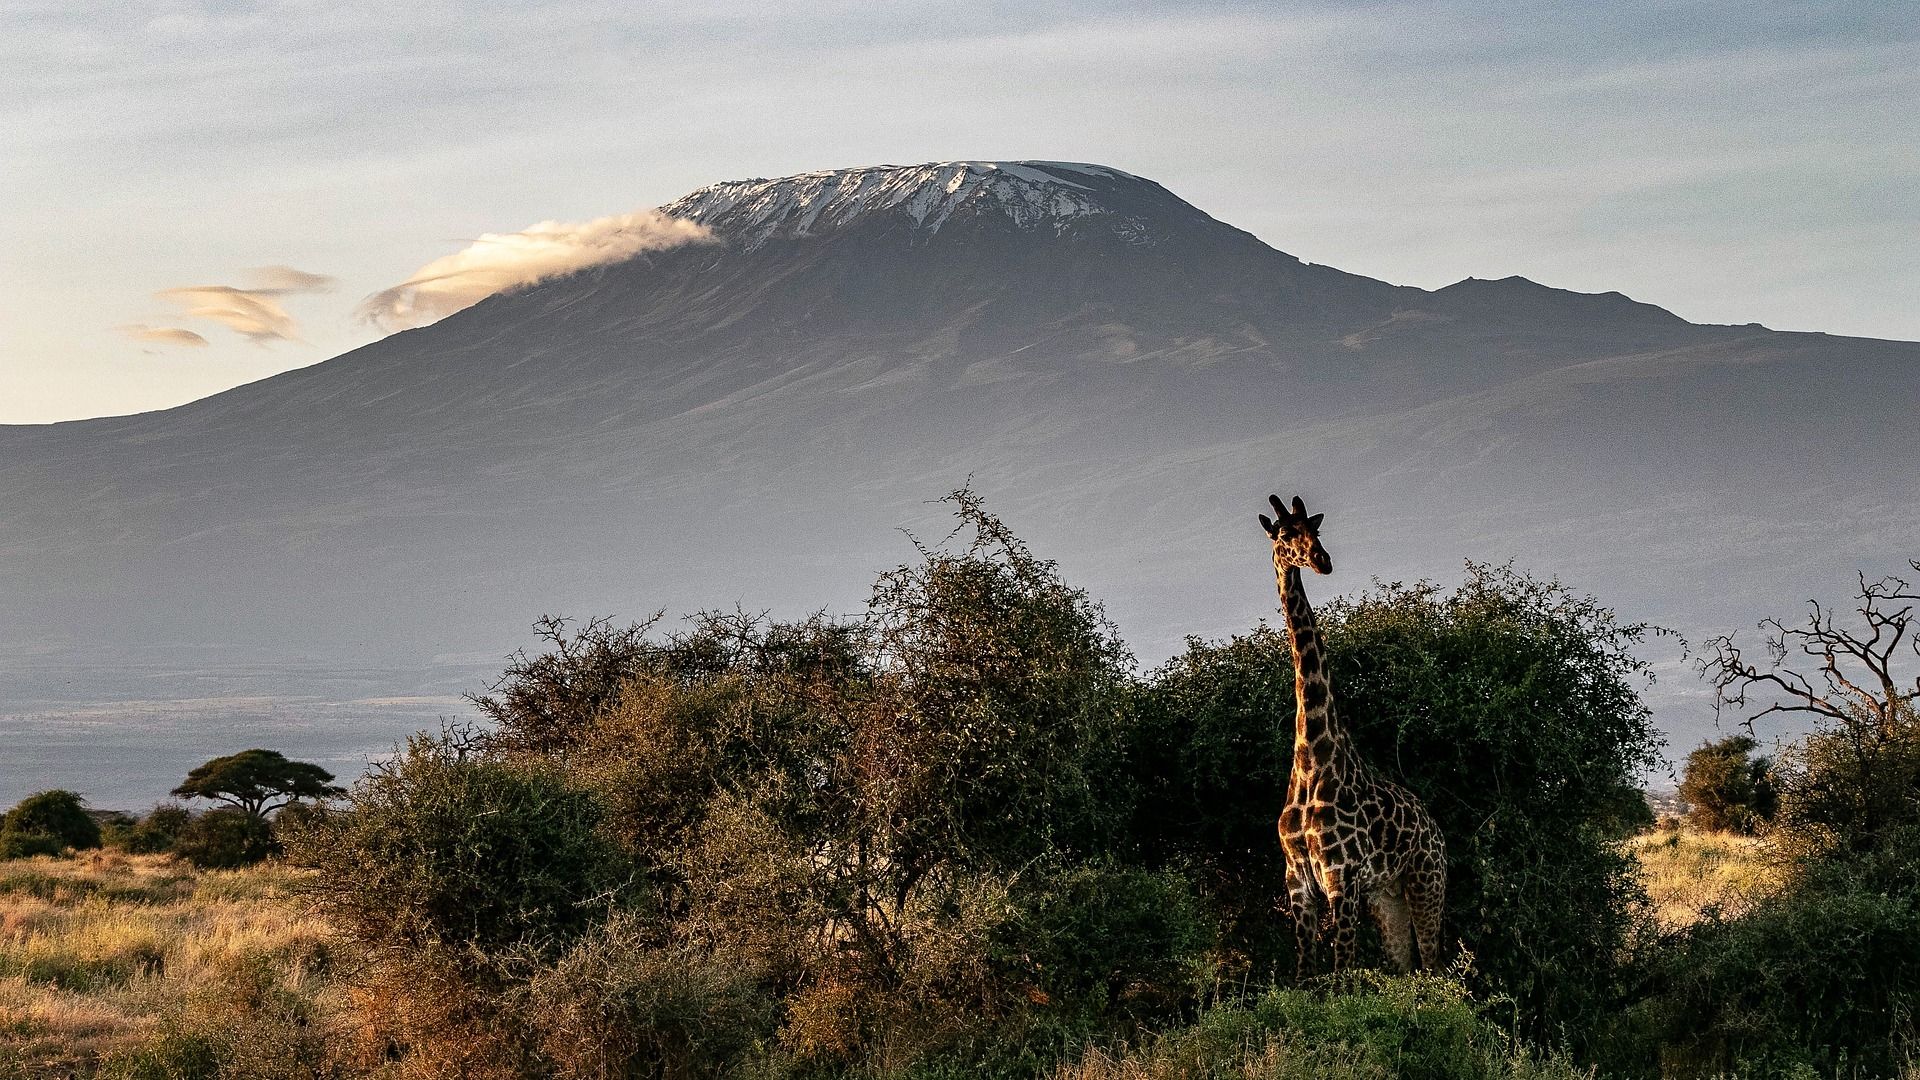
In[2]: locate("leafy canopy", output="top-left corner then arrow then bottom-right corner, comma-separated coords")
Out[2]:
172,748 -> 344,821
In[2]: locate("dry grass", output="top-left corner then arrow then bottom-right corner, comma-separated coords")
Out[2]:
1627,823 -> 1784,930
0,828 -> 1797,1075
0,849 -> 345,1077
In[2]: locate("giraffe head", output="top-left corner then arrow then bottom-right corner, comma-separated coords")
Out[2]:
1259,494 -> 1333,575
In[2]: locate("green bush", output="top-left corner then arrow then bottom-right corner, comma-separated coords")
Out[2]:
1123,626 -> 1305,965
863,488 -> 1135,875
1321,569 -> 1662,1040
289,732 -> 638,960
1679,735 -> 1776,835
113,803 -> 193,854
95,811 -> 139,848
0,828 -> 65,860
474,614 -> 663,756
1626,838 -> 1920,1078
1058,975 -> 1584,1080
1,790 -> 103,856
998,864 -> 1212,1020
174,808 -> 278,869
1773,702 -> 1920,862
535,494 -> 1146,1066
1592,783 -> 1658,839
98,957 -> 345,1080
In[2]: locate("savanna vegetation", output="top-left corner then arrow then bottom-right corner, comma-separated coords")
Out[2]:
4,498 -> 1915,1078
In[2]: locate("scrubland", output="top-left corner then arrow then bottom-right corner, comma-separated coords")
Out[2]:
4,509 -> 1913,1078
1,829 -> 1781,1078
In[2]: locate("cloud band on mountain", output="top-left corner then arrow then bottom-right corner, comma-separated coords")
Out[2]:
358,210 -> 714,332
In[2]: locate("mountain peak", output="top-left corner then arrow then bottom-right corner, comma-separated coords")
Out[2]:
659,160 -> 1198,250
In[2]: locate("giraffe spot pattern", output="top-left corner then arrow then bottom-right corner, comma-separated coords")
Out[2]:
1271,508 -> 1446,977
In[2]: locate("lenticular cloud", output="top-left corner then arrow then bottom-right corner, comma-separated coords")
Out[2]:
150,266 -> 336,346
359,210 -> 714,332
118,324 -> 210,348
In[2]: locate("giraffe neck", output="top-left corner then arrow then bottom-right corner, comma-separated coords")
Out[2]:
1277,561 -> 1346,762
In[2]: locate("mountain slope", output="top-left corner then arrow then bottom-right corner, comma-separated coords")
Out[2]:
2,160 -> 1915,803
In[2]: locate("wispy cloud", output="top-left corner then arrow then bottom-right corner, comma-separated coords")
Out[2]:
245,264 -> 336,292
157,285 -> 299,344
117,324 -> 209,348
358,210 -> 713,332
153,266 -> 336,345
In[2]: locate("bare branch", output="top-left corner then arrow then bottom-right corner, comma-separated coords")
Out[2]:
1700,561 -> 1920,733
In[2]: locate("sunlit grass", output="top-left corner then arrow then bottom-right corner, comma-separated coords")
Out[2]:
1627,823 -> 1783,930
0,850 -> 343,1077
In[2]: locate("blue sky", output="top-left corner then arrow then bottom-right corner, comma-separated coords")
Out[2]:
3,0 -> 1915,423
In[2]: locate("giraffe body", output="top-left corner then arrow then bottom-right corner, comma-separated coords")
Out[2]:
1261,495 -> 1446,975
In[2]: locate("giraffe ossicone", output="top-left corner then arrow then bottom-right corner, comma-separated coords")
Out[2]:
1264,493 -> 1446,976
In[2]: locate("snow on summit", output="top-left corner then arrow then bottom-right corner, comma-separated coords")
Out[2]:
660,161 -> 1165,249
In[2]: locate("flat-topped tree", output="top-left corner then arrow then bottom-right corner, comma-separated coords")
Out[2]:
172,749 -> 344,823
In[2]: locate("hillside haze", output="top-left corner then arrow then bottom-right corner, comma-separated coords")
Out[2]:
3,160 -> 1915,804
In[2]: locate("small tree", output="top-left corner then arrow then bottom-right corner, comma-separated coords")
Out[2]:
1678,735 -> 1776,834
1,790 -> 102,855
1702,560 -> 1920,854
172,749 -> 344,824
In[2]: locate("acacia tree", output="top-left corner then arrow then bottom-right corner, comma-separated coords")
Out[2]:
172,749 -> 345,823
1701,560 -> 1920,853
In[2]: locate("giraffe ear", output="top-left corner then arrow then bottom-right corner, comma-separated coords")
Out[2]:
1306,513 -> 1324,531
1291,496 -> 1307,518
1259,514 -> 1276,536
1268,494 -> 1288,520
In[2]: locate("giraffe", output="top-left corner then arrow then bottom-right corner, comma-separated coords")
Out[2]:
1262,493 -> 1446,976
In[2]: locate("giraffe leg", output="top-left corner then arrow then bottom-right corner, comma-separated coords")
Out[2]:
1283,859 -> 1320,982
1325,891 -> 1361,974
1367,879 -> 1414,973
1405,850 -> 1447,971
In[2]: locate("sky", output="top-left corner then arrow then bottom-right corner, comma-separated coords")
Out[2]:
3,0 -> 1915,425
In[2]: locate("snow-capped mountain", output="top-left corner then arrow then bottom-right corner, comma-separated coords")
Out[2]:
662,161 -> 1198,247
2,161 -> 1915,804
